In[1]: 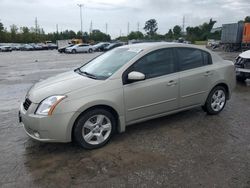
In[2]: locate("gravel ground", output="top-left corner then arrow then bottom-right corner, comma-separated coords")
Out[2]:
0,49 -> 249,188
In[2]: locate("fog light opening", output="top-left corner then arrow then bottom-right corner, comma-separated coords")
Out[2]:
33,131 -> 40,138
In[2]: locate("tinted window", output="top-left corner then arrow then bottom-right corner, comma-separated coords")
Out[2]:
177,48 -> 212,71
132,48 -> 175,79
203,51 -> 212,65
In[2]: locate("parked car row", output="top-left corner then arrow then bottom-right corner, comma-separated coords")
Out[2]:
58,42 -> 124,54
0,43 -> 58,52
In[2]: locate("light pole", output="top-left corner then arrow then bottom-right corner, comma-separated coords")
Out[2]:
77,4 -> 83,36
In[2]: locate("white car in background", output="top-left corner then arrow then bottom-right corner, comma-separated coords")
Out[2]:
65,44 -> 94,53
235,50 -> 250,81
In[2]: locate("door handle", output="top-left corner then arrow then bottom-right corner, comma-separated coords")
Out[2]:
204,71 -> 213,76
167,80 -> 178,86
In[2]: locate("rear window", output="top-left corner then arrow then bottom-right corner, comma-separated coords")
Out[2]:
176,48 -> 212,71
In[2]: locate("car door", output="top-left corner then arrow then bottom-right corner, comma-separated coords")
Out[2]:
176,48 -> 214,108
77,44 -> 85,52
123,48 -> 179,123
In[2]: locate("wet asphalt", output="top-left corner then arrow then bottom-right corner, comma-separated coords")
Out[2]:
0,50 -> 249,188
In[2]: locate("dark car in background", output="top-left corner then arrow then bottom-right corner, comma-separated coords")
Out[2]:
58,44 -> 74,53
103,42 -> 123,51
31,44 -> 43,50
20,44 -> 34,51
92,42 -> 110,51
47,43 -> 58,50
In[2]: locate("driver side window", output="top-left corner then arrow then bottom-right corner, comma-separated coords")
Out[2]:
131,48 -> 176,79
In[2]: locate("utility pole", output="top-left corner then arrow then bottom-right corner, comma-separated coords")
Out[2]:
127,22 -> 130,35
182,16 -> 185,33
35,17 -> 38,34
89,20 -> 92,34
77,4 -> 83,36
105,23 -> 108,34
137,22 -> 140,32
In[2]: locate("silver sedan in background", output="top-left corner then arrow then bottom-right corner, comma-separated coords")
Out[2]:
65,43 -> 94,53
19,42 -> 236,149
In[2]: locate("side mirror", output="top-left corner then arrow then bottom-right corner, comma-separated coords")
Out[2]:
127,71 -> 145,82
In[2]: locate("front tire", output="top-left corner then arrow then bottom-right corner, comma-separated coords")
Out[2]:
88,48 -> 93,53
73,109 -> 116,149
203,86 -> 227,115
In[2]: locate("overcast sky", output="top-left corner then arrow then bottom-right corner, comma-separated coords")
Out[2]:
0,0 -> 250,38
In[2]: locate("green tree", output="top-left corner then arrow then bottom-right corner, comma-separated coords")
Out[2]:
144,19 -> 158,36
128,31 -> 144,40
0,21 -> 5,42
245,16 -> 250,23
10,24 -> 18,42
173,25 -> 182,39
186,18 -> 217,42
165,29 -> 173,40
0,21 -> 4,32
89,30 -> 111,42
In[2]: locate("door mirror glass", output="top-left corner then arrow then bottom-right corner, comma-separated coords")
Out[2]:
127,71 -> 145,82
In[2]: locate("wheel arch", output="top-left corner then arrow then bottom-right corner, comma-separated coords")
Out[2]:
70,104 -> 124,142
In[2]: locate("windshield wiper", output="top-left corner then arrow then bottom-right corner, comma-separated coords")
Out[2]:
75,68 -> 97,79
81,71 -> 97,79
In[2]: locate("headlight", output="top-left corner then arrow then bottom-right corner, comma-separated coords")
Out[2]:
36,95 -> 66,116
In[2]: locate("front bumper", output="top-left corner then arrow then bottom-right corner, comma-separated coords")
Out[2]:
19,102 -> 75,143
235,68 -> 250,78
236,68 -> 250,73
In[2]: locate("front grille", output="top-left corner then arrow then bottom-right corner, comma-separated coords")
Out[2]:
23,98 -> 32,111
245,62 -> 250,69
235,57 -> 250,69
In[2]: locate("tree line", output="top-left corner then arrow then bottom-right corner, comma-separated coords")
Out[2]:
0,16 -> 250,44
0,21 -> 111,43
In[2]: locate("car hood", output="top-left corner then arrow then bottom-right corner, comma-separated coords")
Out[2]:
28,71 -> 102,103
239,50 -> 250,59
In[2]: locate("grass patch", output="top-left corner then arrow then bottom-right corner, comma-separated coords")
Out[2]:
194,41 -> 207,45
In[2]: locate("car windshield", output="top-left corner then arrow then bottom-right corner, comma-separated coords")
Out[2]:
79,48 -> 141,80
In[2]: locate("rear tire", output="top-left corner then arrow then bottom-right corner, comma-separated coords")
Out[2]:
72,49 -> 76,54
203,86 -> 227,115
73,109 -> 116,149
88,48 -> 93,53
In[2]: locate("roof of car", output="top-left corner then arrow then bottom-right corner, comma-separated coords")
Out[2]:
121,42 -> 209,52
